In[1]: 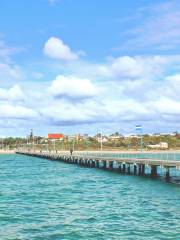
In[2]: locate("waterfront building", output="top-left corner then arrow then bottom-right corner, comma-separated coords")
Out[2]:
147,142 -> 168,149
48,133 -> 64,140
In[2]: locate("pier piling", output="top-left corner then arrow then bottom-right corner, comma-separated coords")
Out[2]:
151,165 -> 158,178
16,151 -> 180,182
134,164 -> 137,175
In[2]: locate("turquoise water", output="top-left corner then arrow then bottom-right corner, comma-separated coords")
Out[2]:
0,154 -> 180,240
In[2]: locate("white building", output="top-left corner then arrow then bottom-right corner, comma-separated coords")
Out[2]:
147,142 -> 168,149
96,136 -> 108,143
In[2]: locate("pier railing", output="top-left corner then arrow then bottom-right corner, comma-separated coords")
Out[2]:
16,150 -> 180,181
17,150 -> 180,161
69,151 -> 180,161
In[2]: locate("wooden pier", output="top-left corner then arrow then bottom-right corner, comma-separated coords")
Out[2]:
16,151 -> 180,180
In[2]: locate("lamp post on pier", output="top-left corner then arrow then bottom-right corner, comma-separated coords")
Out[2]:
53,139 -> 56,153
1,138 -> 3,150
100,132 -> 103,152
136,125 -> 143,152
72,138 -> 75,152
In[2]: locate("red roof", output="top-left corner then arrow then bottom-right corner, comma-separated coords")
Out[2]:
48,133 -> 64,139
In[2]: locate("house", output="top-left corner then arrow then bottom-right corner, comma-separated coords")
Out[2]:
147,142 -> 168,149
83,134 -> 89,139
67,135 -> 76,142
75,134 -> 84,141
48,133 -> 64,140
109,133 -> 123,141
96,136 -> 108,143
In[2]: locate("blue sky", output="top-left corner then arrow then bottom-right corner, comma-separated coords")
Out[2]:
0,0 -> 180,136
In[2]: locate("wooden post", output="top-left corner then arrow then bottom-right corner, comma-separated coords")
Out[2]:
134,164 -> 137,175
118,163 -> 122,172
122,163 -> 126,173
127,164 -> 131,174
141,164 -> 145,175
103,160 -> 107,169
138,164 -> 142,175
109,161 -> 113,170
151,165 -> 158,178
165,167 -> 170,180
96,160 -> 100,168
92,160 -> 95,168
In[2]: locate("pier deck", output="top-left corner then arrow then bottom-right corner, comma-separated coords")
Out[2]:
16,151 -> 180,180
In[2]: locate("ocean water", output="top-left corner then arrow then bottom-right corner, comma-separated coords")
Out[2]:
0,154 -> 180,240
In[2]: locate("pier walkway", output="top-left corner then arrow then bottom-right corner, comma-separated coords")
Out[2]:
16,151 -> 180,180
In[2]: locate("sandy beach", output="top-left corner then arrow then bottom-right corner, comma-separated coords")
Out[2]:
0,149 -> 15,154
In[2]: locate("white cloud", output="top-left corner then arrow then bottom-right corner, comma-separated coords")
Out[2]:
41,100 -> 96,124
0,39 -> 24,87
0,104 -> 38,119
0,40 -> 17,60
0,40 -> 25,62
1,66 -> 180,133
44,37 -> 79,61
143,73 -> 180,104
152,97 -> 180,115
49,75 -> 98,99
0,85 -> 24,101
98,55 -> 172,80
9,54 -> 178,133
0,63 -> 24,84
118,2 -> 180,51
0,35 -> 180,134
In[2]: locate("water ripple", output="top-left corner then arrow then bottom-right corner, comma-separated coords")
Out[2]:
0,154 -> 179,240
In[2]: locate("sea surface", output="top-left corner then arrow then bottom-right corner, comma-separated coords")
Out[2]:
0,154 -> 180,240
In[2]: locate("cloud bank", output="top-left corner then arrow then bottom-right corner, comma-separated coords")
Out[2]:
1,0 -> 180,136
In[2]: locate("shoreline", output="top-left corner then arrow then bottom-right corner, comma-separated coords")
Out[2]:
0,150 -> 15,154
1,149 -> 180,154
